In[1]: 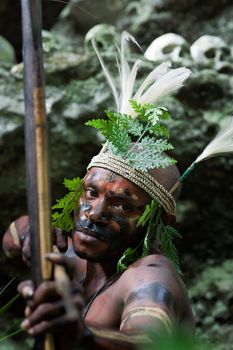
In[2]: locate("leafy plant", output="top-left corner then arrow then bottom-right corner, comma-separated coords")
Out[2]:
86,100 -> 176,171
52,177 -> 84,232
117,246 -> 141,273
156,223 -> 182,273
138,201 -> 182,273
137,200 -> 157,228
0,279 -> 23,343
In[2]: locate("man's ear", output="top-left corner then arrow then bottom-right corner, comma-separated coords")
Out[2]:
162,213 -> 176,226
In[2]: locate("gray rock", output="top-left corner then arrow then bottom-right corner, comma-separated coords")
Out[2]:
0,35 -> 15,66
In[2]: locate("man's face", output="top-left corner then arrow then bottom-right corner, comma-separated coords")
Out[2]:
72,167 -> 150,262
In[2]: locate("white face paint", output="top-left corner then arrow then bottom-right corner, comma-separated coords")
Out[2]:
190,35 -> 233,73
144,33 -> 190,64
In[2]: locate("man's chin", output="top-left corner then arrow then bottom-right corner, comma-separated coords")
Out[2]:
74,248 -> 118,263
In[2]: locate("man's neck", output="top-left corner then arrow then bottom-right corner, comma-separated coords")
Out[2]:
84,260 -> 118,298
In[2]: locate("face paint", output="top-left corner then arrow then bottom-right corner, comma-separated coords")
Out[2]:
72,167 -> 150,262
79,202 -> 92,212
74,218 -> 119,241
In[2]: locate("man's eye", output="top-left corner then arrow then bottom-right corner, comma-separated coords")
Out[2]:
113,203 -> 131,212
86,189 -> 98,198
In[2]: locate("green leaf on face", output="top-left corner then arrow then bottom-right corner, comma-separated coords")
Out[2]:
52,177 -> 84,233
137,200 -> 157,227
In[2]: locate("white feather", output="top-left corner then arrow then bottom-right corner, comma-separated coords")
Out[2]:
91,39 -> 119,111
138,67 -> 191,105
119,59 -> 142,114
118,32 -> 142,114
196,117 -> 233,163
133,62 -> 171,102
92,31 -> 190,117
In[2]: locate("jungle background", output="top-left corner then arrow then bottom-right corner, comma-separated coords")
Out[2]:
0,0 -> 233,349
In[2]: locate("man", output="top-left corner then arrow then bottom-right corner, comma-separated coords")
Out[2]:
3,162 -> 194,350
3,32 -> 194,349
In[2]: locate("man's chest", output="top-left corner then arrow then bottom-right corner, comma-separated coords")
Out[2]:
84,284 -> 124,328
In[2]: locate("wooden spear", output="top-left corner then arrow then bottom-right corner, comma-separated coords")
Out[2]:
21,0 -> 54,349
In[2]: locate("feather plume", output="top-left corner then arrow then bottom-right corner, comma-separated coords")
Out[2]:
92,31 -> 190,117
133,62 -> 171,101
91,39 -> 119,111
137,67 -> 190,106
169,117 -> 233,194
195,117 -> 233,163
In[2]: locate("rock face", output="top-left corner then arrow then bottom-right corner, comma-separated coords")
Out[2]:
0,1 -> 233,346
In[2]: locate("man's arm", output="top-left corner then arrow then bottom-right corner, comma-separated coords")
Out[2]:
2,215 -> 68,265
18,254 -> 193,350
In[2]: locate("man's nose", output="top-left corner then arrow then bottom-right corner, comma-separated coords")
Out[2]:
87,199 -> 108,223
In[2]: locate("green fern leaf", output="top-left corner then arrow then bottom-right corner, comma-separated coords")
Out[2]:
108,123 -> 131,155
128,137 -> 175,170
86,101 -> 176,172
52,177 -> 83,232
156,223 -> 182,273
137,200 -> 157,227
117,246 -> 140,273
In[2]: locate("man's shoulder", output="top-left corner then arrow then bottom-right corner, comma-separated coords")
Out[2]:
126,253 -> 176,274
115,254 -> 192,323
118,253 -> 179,288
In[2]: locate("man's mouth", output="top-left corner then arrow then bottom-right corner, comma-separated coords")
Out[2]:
75,228 -> 108,243
74,220 -> 118,242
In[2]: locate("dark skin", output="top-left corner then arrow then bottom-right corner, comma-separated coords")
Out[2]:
6,167 -> 195,349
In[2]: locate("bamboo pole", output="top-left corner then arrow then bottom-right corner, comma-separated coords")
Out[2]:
21,1 -> 54,349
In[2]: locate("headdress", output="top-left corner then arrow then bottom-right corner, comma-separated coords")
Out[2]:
52,31 -> 191,273
52,31 -> 233,273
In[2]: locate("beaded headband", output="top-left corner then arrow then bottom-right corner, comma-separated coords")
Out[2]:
87,148 -> 176,215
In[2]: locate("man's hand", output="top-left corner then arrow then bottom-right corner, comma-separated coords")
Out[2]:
2,216 -> 68,265
18,254 -> 85,350
2,215 -> 31,265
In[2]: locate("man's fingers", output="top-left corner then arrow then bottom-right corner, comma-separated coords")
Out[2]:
46,253 -> 78,281
24,311 -> 83,336
30,281 -> 60,309
21,302 -> 82,335
18,280 -> 34,299
53,228 -> 68,252
21,301 -> 65,328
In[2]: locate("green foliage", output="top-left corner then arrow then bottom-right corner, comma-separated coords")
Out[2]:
156,223 -> 182,273
117,201 -> 159,272
143,329 -> 208,350
86,101 -> 175,171
137,201 -> 182,272
117,202 -> 182,272
127,137 -> 175,171
0,279 -> 23,343
0,278 -> 16,297
52,177 -> 84,232
137,200 -> 157,227
117,246 -> 141,273
0,294 -> 19,317
141,204 -> 161,257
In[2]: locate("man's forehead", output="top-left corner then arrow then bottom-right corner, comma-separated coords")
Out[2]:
85,167 -> 130,186
85,167 -> 150,202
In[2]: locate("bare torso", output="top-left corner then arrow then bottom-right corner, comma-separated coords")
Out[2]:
80,254 -> 194,334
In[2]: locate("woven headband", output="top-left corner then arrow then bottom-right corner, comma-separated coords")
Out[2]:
87,149 -> 176,215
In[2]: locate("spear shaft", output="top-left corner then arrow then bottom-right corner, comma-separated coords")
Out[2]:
21,0 -> 54,349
